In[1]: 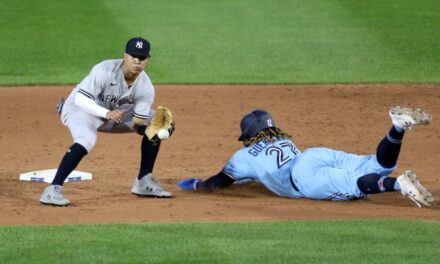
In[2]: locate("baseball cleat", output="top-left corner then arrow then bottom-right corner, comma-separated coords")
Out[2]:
397,170 -> 435,208
389,106 -> 432,130
132,173 -> 172,198
40,185 -> 70,206
177,178 -> 202,191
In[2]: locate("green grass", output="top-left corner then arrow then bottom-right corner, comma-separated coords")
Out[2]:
1,220 -> 439,263
0,0 -> 439,85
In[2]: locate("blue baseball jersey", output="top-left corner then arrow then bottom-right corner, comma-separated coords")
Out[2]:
224,139 -> 302,198
223,139 -> 396,201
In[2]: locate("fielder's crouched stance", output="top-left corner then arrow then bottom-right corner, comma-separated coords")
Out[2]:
40,37 -> 175,206
179,107 -> 435,208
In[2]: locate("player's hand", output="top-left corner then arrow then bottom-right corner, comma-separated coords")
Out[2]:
177,178 -> 202,191
106,109 -> 126,123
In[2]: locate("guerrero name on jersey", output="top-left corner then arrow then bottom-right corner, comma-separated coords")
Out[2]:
224,139 -> 302,198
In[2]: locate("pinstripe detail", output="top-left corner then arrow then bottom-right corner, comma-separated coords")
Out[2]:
386,133 -> 402,144
78,89 -> 95,100
133,112 -> 148,119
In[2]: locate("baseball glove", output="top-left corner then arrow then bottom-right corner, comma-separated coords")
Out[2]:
146,106 -> 175,143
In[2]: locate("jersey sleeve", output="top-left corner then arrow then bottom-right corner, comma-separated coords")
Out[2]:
223,151 -> 256,182
74,92 -> 109,118
132,77 -> 155,120
76,64 -> 108,101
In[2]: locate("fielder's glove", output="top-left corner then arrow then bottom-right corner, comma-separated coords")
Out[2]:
146,106 -> 175,144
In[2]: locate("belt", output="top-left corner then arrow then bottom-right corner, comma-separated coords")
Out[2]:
289,175 -> 300,192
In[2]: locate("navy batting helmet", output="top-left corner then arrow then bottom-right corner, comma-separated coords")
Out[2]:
238,109 -> 276,141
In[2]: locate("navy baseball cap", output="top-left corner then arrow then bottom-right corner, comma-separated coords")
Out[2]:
125,37 -> 150,58
238,109 -> 276,141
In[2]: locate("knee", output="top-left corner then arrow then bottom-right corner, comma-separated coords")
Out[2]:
357,173 -> 382,194
74,138 -> 96,153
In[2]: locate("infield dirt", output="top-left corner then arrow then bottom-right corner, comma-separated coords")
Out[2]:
0,84 -> 439,226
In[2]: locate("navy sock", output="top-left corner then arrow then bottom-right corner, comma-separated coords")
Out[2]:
376,126 -> 404,168
357,173 -> 397,194
384,177 -> 398,191
52,143 -> 88,186
137,136 -> 161,180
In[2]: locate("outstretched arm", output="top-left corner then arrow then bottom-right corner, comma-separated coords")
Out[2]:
178,171 -> 235,191
198,171 -> 235,191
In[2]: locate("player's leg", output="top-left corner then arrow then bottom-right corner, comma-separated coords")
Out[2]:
137,136 -> 161,178
357,170 -> 435,207
50,143 -> 88,186
106,107 -> 163,179
375,126 -> 404,168
375,106 -> 432,168
363,126 -> 405,195
358,124 -> 405,194
293,146 -> 432,206
121,108 -> 172,198
357,173 -> 398,194
98,105 -> 172,198
295,107 -> 434,205
307,148 -> 397,197
131,135 -> 171,198
40,111 -> 102,206
292,148 -> 366,200
357,106 -> 435,206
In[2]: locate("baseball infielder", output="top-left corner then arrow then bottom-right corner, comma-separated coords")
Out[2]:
40,37 -> 173,206
178,107 -> 435,207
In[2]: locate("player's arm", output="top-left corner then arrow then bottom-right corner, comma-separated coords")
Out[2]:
177,171 -> 236,191
178,153 -> 248,191
75,65 -> 126,123
198,171 -> 236,191
131,88 -> 154,135
74,93 -> 125,123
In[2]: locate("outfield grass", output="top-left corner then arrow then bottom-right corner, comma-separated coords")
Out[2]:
0,0 -> 439,84
0,220 -> 439,263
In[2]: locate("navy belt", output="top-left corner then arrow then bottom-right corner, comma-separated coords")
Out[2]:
289,175 -> 299,192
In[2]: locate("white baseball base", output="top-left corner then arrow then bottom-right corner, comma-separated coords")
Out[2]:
19,169 -> 92,183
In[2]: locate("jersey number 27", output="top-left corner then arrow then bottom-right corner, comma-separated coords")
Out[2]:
265,142 -> 298,168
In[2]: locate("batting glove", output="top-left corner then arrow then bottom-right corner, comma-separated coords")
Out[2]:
177,178 -> 202,191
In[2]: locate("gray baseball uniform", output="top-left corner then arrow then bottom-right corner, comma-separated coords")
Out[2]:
39,37 -> 173,206
61,59 -> 155,151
